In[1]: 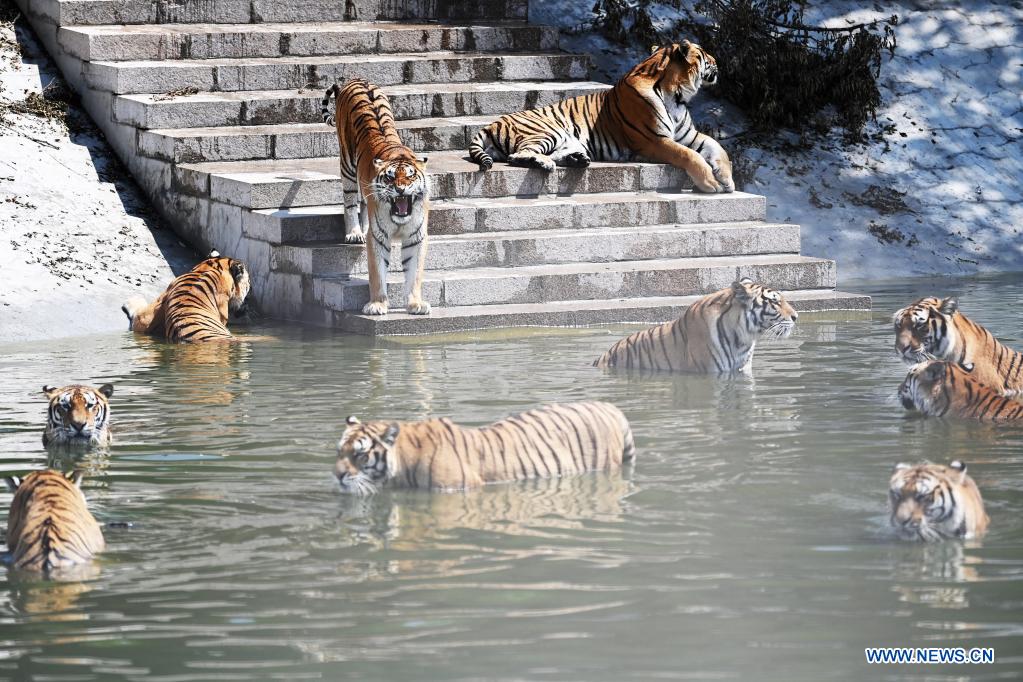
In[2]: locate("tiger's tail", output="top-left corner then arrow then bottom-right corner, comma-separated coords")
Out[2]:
468,126 -> 494,170
121,295 -> 148,328
321,83 -> 340,127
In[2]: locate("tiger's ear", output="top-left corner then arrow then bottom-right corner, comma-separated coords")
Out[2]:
923,361 -> 948,383
67,470 -> 84,488
893,462 -> 912,472
98,383 -> 114,398
650,44 -> 660,54
418,156 -> 429,167
382,423 -> 400,446
346,415 -> 360,426
731,278 -> 753,302
4,476 -> 21,492
374,158 -> 386,169
938,297 -> 959,315
948,460 -> 968,484
229,261 -> 247,284
42,385 -> 60,399
207,250 -> 221,259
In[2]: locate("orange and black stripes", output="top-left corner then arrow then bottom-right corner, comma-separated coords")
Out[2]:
899,360 -> 1023,422
4,470 -> 105,573
335,402 -> 635,493
163,255 -> 250,343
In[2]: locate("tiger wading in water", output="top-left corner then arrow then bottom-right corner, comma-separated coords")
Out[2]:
334,402 -> 635,493
469,41 -> 733,193
322,78 -> 430,316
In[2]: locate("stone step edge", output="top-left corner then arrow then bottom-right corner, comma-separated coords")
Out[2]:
323,290 -> 873,336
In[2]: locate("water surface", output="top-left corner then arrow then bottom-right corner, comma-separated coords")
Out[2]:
1,274 -> 1022,680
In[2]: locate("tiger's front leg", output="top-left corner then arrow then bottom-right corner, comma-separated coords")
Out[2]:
362,220 -> 390,316
401,225 -> 430,316
691,133 -> 734,193
507,135 -> 558,172
638,137 -> 722,193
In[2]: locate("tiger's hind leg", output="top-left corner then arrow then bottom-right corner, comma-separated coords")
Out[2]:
507,135 -> 558,172
551,136 -> 590,168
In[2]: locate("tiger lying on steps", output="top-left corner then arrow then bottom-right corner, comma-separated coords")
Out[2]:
469,41 -> 733,194
894,296 -> 1023,398
889,460 -> 989,541
4,470 -> 105,573
334,401 -> 635,493
121,251 -> 250,343
42,383 -> 114,448
899,359 -> 1023,422
594,278 -> 797,373
321,78 -> 430,316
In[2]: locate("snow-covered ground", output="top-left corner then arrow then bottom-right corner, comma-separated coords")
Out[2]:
0,9 -> 193,344
536,0 -> 1023,279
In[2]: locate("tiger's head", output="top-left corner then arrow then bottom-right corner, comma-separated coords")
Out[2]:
199,250 -> 250,313
334,416 -> 402,494
889,460 -> 988,541
370,155 -> 429,225
638,40 -> 718,104
731,277 -> 798,339
898,359 -> 962,416
42,383 -> 114,447
893,296 -> 960,365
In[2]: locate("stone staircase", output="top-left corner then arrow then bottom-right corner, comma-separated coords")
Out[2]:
18,0 -> 870,335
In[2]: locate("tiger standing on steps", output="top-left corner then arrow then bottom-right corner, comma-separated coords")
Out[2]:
322,79 -> 431,316
469,41 -> 733,194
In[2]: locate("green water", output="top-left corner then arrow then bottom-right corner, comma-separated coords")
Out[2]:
1,275 -> 1022,680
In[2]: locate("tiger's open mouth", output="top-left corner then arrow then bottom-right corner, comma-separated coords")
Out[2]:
391,196 -> 413,218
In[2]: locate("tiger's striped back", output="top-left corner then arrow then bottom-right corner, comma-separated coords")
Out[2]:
4,470 -> 105,573
163,254 -> 250,343
594,278 -> 797,373
894,296 -> 1023,397
335,401 -> 635,493
899,359 -> 1023,422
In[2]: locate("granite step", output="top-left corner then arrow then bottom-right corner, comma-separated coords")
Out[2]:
84,51 -> 589,94
177,153 -> 697,208
272,222 -> 802,276
311,254 -> 837,312
33,0 -> 528,27
331,289 -> 874,335
115,81 -> 608,129
60,21 -> 558,61
141,113 -> 526,162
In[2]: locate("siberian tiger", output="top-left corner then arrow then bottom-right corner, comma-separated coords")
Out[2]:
894,296 -> 1023,397
468,41 -> 733,193
594,278 -> 797,372
321,78 -> 430,316
122,251 -> 250,342
334,401 -> 635,493
889,460 -> 989,541
899,359 -> 1023,421
4,470 -> 105,572
42,383 -> 114,448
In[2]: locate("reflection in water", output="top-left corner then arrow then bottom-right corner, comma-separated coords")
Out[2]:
0,274 -> 1021,679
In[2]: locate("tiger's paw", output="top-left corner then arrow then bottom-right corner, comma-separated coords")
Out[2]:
510,153 -> 555,173
563,152 -> 590,168
713,168 -> 735,193
692,177 -> 722,194
406,299 -> 431,315
345,229 -> 366,244
362,300 -> 389,315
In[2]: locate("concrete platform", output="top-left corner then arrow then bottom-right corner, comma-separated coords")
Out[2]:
331,290 -> 873,335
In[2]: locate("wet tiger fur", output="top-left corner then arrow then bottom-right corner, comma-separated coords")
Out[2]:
4,470 -> 105,572
594,278 -> 797,373
121,251 -> 250,343
889,460 -> 989,541
899,359 -> 1023,421
894,296 -> 1023,398
322,78 -> 430,316
334,401 -> 635,493
469,41 -> 733,193
42,383 -> 114,448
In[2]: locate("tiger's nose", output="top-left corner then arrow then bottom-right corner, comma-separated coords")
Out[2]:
791,311 -> 798,321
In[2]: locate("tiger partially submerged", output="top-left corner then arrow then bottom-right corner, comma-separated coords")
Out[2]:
899,360 -> 1023,422
4,470 -> 106,572
334,401 -> 635,493
322,78 -> 430,316
122,252 -> 250,343
42,383 -> 114,448
889,460 -> 989,541
469,41 -> 733,193
594,278 -> 797,373
893,296 -> 1023,398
